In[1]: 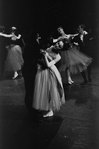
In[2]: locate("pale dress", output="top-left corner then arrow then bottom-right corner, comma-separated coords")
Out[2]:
59,45 -> 92,74
32,52 -> 65,111
5,44 -> 24,71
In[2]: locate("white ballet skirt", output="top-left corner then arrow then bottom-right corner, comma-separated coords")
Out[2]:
59,45 -> 92,74
32,64 -> 65,111
5,44 -> 24,71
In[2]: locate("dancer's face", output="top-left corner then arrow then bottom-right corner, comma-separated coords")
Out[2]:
56,41 -> 64,49
78,26 -> 84,34
58,27 -> 64,34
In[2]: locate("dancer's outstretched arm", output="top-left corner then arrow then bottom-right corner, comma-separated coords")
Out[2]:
0,32 -> 12,37
0,32 -> 21,39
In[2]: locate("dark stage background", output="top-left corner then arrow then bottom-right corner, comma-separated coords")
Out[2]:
0,0 -> 99,64
0,0 -> 98,33
0,1 -> 99,148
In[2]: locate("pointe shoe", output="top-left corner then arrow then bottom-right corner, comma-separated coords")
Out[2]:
43,110 -> 54,118
68,81 -> 72,85
12,72 -> 18,79
68,80 -> 74,85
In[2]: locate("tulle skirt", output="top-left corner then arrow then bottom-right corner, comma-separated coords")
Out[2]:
5,44 -> 24,71
32,65 -> 65,111
59,45 -> 92,74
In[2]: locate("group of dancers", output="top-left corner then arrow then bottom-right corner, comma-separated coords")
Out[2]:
0,23 -> 93,117
22,24 -> 92,118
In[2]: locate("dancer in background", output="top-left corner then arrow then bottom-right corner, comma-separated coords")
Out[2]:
0,26 -> 8,80
72,24 -> 93,85
53,26 -> 78,84
0,26 -> 24,79
53,26 -> 92,85
32,41 -> 65,117
22,30 -> 41,114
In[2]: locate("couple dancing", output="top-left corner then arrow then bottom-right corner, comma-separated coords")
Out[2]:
0,26 -> 24,80
53,25 -> 92,85
22,30 -> 65,118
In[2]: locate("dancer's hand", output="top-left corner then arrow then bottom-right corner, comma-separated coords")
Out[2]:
44,51 -> 49,57
40,49 -> 48,56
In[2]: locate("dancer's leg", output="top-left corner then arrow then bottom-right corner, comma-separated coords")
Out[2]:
80,70 -> 88,85
66,67 -> 74,84
87,64 -> 92,82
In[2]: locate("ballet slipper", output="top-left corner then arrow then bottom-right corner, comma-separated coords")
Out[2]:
68,79 -> 74,84
68,81 -> 72,85
43,110 -> 54,118
12,72 -> 18,79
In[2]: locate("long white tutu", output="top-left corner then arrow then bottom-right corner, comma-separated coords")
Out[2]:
32,64 -> 65,111
59,45 -> 92,74
5,44 -> 24,71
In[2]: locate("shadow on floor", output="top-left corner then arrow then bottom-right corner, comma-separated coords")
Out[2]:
0,105 -> 63,149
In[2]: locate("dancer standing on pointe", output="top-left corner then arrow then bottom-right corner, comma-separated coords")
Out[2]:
53,26 -> 78,84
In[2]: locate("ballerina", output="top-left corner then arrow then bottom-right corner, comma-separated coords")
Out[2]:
32,42 -> 65,117
53,27 -> 78,84
0,26 -> 21,39
0,26 -> 23,79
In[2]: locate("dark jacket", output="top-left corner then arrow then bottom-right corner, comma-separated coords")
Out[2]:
72,33 -> 91,56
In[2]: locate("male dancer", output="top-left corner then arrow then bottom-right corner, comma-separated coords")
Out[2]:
22,29 -> 40,115
72,24 -> 92,85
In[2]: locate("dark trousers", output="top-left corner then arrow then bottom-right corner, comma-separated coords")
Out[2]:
22,64 -> 37,112
0,58 -> 7,80
0,61 -> 4,80
81,64 -> 92,82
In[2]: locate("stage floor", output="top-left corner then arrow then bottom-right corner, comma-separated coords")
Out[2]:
0,64 -> 99,149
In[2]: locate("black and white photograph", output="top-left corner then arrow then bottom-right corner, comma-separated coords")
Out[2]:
0,0 -> 99,149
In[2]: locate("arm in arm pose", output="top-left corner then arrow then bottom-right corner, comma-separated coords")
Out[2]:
44,52 -> 61,67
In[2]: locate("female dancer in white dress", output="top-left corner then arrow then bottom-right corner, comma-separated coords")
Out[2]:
53,27 -> 92,84
32,42 -> 65,117
0,27 -> 24,79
